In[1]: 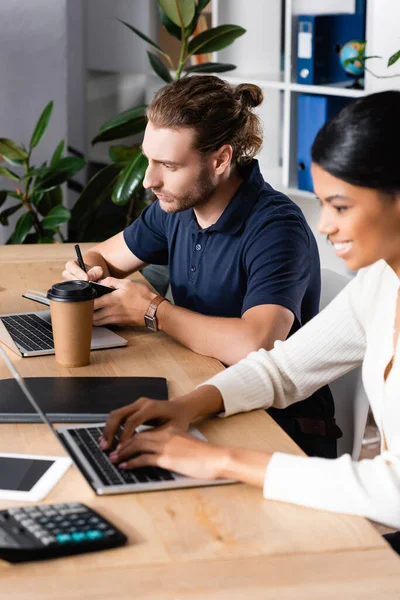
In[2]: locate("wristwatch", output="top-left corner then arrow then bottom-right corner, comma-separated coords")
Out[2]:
144,295 -> 167,332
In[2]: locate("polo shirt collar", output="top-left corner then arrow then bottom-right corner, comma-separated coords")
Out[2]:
179,159 -> 264,234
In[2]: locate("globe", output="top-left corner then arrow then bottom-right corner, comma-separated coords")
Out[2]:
339,40 -> 365,78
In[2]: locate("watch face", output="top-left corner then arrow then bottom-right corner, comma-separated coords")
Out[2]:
144,315 -> 157,332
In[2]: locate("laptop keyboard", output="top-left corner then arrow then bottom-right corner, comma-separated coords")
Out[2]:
68,426 -> 175,487
1,314 -> 54,352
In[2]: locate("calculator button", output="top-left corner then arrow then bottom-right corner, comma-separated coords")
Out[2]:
60,520 -> 72,529
21,519 -> 35,528
41,509 -> 57,517
56,533 -> 72,543
12,514 -> 25,522
86,530 -> 103,540
72,532 -> 87,542
29,511 -> 43,519
104,529 -> 117,537
41,536 -> 56,546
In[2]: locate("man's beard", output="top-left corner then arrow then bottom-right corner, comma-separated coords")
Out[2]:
153,164 -> 217,214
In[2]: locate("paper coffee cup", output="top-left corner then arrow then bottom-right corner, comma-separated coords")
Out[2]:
47,281 -> 96,368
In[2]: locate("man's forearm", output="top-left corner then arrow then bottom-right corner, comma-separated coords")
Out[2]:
156,302 -> 262,365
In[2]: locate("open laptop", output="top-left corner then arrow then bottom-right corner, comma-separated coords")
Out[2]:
0,346 -> 235,495
0,291 -> 127,357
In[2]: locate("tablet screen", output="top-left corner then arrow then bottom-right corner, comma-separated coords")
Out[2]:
0,457 -> 54,492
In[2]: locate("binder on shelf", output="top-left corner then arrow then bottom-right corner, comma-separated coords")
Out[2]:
296,13 -> 365,86
297,94 -> 351,192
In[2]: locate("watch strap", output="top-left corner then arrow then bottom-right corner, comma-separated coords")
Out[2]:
145,295 -> 167,319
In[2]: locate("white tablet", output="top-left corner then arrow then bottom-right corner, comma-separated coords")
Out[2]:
0,453 -> 72,502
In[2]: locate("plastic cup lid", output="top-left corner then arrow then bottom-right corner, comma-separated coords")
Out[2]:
47,280 -> 97,302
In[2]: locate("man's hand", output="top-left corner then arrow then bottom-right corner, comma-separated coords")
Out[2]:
92,277 -> 157,327
108,426 -> 229,481
100,396 -> 195,450
63,259 -> 104,283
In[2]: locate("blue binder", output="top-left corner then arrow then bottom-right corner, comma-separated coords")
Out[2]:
297,95 -> 351,192
297,13 -> 365,85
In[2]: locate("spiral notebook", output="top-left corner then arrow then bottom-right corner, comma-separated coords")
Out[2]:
0,377 -> 168,422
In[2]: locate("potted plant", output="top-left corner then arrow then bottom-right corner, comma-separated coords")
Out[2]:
0,101 -> 85,244
70,0 -> 246,242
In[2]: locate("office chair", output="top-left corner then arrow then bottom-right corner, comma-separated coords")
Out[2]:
320,268 -> 369,459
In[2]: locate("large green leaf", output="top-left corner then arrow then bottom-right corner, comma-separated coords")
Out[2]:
36,185 -> 63,217
188,24 -> 246,56
35,156 -> 85,192
0,203 -> 22,226
118,19 -> 170,60
0,166 -> 20,181
0,191 -> 8,209
109,145 -> 141,163
50,140 -> 64,166
157,4 -> 181,40
70,163 -> 123,238
158,0 -> 196,28
99,106 -> 147,134
186,0 -> 212,37
41,204 -> 71,230
12,211 -> 33,244
147,51 -> 173,83
30,101 -> 53,150
183,62 -> 236,74
388,49 -> 400,67
111,151 -> 148,206
0,138 -> 28,163
92,109 -> 147,145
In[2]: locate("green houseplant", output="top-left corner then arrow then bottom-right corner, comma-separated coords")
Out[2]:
70,0 -> 246,242
0,101 -> 85,244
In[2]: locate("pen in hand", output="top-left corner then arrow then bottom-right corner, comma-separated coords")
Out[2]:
74,244 -> 88,279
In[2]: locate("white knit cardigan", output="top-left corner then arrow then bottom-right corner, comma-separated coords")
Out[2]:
202,260 -> 400,528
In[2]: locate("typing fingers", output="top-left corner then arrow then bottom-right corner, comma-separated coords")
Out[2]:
118,402 -> 167,445
109,430 -> 161,465
101,403 -> 140,449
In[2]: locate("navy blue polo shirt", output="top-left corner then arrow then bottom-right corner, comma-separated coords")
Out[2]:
123,160 -> 321,333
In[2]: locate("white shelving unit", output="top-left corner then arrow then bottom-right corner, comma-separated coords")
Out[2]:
212,0 -> 400,198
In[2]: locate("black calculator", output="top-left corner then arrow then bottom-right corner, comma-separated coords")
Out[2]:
0,502 -> 127,563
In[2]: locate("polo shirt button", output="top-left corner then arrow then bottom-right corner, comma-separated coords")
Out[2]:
195,244 -> 202,251
190,265 -> 196,272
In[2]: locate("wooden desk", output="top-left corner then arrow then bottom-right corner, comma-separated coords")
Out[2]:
0,245 -> 399,598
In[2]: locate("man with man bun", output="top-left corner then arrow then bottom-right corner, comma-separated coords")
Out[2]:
64,75 -> 337,457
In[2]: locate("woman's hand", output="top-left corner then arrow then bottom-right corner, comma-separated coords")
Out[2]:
107,425 -> 272,488
100,397 -> 196,450
109,426 -> 229,481
100,386 -> 225,451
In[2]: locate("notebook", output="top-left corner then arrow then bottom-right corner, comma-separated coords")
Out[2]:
0,347 -> 235,496
0,377 -> 168,422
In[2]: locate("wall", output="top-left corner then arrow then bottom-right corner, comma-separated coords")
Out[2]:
0,0 -> 68,244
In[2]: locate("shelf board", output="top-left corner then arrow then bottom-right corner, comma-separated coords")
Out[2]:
222,72 -> 285,90
217,74 -> 366,98
289,81 -> 366,98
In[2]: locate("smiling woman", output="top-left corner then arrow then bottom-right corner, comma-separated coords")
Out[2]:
100,91 -> 400,542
